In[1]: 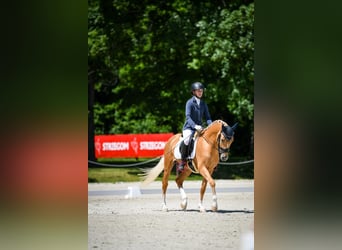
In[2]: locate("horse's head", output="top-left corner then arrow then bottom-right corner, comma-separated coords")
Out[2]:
218,122 -> 238,161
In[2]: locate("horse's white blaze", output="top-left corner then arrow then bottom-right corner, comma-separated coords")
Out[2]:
220,153 -> 228,161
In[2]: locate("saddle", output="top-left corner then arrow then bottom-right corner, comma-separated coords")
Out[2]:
173,131 -> 200,160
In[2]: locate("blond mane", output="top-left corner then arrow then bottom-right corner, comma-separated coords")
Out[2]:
202,119 -> 227,132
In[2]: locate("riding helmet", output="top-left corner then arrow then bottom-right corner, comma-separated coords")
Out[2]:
191,82 -> 205,91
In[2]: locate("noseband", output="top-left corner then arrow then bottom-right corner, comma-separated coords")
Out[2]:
217,125 -> 234,154
217,133 -> 230,154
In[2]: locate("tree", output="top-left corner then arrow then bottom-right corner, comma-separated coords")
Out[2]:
88,0 -> 254,158
187,3 -> 254,126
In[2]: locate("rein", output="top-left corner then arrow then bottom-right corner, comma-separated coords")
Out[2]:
201,132 -> 230,154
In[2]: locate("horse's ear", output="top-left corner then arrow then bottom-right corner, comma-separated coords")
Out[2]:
231,122 -> 238,130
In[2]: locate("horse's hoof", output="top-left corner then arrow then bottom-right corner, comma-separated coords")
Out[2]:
180,198 -> 188,210
198,204 -> 206,213
212,198 -> 218,212
162,204 -> 168,212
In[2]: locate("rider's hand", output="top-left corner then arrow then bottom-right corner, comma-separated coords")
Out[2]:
194,125 -> 203,132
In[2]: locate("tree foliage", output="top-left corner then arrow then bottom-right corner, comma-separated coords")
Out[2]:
88,0 -> 254,157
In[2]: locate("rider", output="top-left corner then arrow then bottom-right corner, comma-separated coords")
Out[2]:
177,82 -> 212,173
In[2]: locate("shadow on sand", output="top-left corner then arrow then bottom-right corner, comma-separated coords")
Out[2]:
157,209 -> 254,214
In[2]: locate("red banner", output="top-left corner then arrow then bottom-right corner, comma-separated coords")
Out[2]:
94,133 -> 174,158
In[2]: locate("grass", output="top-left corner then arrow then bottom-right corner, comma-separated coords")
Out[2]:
88,167 -> 204,183
88,157 -> 253,183
88,167 -> 142,183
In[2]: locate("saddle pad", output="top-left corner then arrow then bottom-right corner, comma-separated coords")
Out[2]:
173,137 -> 198,160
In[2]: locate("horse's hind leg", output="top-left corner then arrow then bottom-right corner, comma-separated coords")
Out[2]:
175,168 -> 192,210
162,175 -> 169,211
199,179 -> 208,212
161,159 -> 174,212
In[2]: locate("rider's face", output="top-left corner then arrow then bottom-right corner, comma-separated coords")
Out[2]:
194,89 -> 203,98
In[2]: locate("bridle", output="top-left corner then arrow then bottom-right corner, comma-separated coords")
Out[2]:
201,128 -> 233,154
217,130 -> 232,154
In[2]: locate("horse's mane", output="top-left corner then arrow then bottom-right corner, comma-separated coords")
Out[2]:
204,120 -> 227,130
198,120 -> 227,136
213,119 -> 227,126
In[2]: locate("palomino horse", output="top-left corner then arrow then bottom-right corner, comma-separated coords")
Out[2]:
141,120 -> 237,212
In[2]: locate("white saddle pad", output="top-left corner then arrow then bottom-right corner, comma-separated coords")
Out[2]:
173,137 -> 198,160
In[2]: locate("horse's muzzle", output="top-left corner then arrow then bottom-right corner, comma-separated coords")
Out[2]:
220,153 -> 229,161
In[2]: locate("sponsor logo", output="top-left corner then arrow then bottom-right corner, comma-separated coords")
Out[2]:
140,141 -> 166,150
102,142 -> 129,151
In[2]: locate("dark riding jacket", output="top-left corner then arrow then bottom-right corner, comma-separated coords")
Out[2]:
183,96 -> 212,131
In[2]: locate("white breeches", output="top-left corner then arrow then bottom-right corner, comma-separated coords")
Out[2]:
182,129 -> 193,145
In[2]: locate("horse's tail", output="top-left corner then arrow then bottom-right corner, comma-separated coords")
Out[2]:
140,157 -> 165,187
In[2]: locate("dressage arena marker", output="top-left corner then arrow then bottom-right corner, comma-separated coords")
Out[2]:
125,186 -> 142,199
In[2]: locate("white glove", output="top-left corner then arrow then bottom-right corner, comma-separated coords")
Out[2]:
194,125 -> 203,131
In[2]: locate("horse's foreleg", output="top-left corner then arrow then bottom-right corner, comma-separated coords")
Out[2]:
179,187 -> 188,210
176,168 -> 191,210
199,179 -> 207,212
199,167 -> 217,212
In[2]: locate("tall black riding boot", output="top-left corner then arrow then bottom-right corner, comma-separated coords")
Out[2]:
177,141 -> 189,173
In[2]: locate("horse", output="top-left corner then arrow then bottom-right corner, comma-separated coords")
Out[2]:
141,120 -> 237,212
